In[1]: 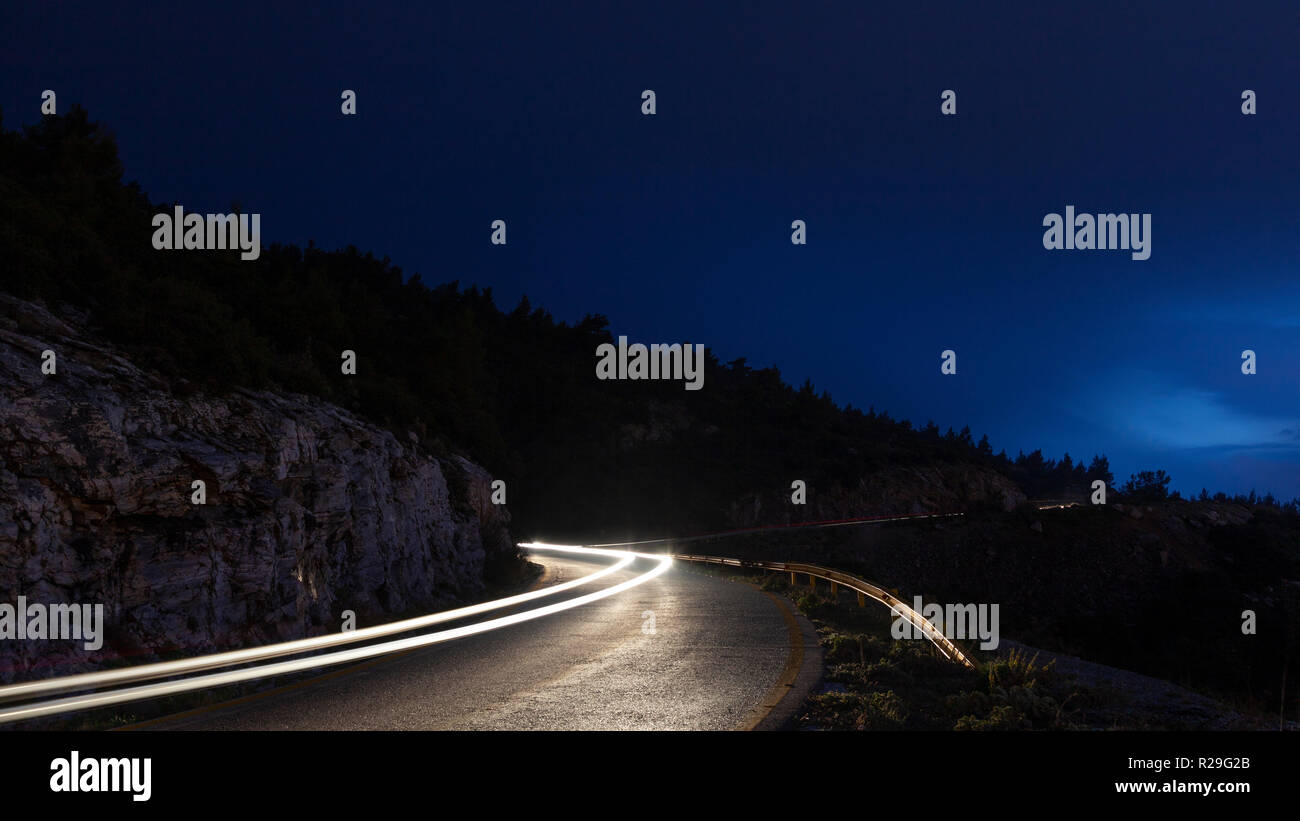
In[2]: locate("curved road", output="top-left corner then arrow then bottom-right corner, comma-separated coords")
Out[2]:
134,552 -> 816,730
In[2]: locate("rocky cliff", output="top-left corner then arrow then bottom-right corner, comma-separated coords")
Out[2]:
0,294 -> 516,683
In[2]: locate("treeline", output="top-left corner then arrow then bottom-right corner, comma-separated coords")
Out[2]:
2,108 -> 1292,535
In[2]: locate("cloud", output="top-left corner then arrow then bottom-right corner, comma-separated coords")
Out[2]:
1085,370 -> 1300,451
1160,290 -> 1300,329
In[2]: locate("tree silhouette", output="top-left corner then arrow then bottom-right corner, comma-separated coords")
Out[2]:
1121,470 -> 1172,502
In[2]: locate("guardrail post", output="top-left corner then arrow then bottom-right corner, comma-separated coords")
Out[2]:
830,581 -> 839,596
857,591 -> 865,607
808,575 -> 815,590
790,571 -> 797,586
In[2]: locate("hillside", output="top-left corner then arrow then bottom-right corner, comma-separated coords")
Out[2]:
708,499 -> 1300,721
2,107 -> 1297,721
0,107 -> 1109,542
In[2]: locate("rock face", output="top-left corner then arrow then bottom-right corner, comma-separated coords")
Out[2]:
0,295 -> 515,683
726,462 -> 1027,528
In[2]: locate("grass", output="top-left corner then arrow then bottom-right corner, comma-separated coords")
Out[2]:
694,563 -> 1138,730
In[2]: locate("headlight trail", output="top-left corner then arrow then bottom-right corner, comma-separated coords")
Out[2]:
583,511 -> 964,549
0,545 -> 670,725
0,546 -> 635,706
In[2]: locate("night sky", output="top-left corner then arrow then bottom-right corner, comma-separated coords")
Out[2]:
4,1 -> 1298,499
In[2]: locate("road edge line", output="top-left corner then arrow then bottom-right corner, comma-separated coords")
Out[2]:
739,590 -> 823,731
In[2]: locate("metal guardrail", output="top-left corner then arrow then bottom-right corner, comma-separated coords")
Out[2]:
671,553 -> 979,669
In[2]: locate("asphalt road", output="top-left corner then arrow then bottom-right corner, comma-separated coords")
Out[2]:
141,552 -> 810,730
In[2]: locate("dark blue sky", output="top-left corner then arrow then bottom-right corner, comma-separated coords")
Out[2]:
4,1 -> 1299,499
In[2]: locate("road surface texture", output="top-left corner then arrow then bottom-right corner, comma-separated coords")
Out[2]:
138,553 -> 817,730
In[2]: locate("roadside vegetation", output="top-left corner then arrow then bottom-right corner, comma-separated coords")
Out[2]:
687,563 -> 1278,730
754,573 -> 1133,730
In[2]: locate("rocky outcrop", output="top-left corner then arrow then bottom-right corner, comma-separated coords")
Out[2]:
0,295 -> 515,682
726,462 -> 1026,528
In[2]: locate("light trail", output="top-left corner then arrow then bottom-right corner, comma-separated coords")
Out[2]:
0,547 -> 632,705
0,545 -> 659,722
585,511 -> 964,549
